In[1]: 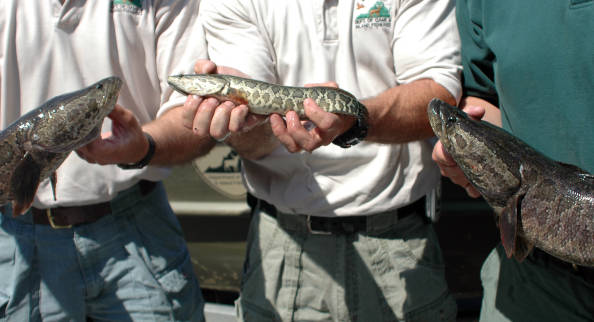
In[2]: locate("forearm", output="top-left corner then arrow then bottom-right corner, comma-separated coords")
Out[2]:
144,107 -> 216,165
364,78 -> 456,143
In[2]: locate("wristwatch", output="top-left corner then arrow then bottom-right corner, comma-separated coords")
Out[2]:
332,105 -> 369,148
117,132 -> 156,170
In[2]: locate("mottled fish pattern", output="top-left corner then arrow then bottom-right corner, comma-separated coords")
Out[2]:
0,77 -> 122,215
167,74 -> 368,120
428,99 -> 593,267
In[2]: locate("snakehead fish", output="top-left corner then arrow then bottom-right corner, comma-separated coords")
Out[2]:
0,77 -> 122,215
167,74 -> 368,120
427,99 -> 594,267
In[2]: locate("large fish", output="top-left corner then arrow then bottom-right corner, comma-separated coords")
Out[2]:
0,77 -> 122,215
167,74 -> 368,119
427,98 -> 594,267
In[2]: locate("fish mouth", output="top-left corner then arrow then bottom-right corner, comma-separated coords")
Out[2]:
167,76 -> 190,95
427,98 -> 447,138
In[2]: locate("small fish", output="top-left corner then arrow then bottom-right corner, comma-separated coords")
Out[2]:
0,77 -> 122,215
428,99 -> 594,267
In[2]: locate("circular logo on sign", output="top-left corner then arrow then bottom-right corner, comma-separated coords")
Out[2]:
192,144 -> 246,199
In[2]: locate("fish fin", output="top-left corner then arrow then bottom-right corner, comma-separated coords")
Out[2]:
11,153 -> 42,215
50,172 -> 57,201
513,238 -> 534,262
499,195 -> 520,259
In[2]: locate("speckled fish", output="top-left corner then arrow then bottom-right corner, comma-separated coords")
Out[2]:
428,99 -> 594,267
0,77 -> 122,215
167,74 -> 368,120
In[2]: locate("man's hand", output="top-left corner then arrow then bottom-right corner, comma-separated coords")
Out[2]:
189,59 -> 267,141
270,82 -> 356,153
432,105 -> 485,198
76,105 -> 149,165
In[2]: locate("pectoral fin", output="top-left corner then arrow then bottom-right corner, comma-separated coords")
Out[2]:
513,236 -> 534,262
499,194 -> 520,259
11,153 -> 42,215
50,172 -> 58,201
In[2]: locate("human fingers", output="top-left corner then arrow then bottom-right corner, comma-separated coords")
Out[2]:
303,98 -> 355,147
462,105 -> 486,121
304,81 -> 339,88
181,95 -> 203,130
432,142 -> 481,198
194,59 -> 217,74
192,98 -> 219,137
228,104 -> 250,133
210,101 -> 237,140
270,113 -> 302,153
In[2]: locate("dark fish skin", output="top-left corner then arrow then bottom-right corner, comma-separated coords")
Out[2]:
0,77 -> 122,215
427,99 -> 594,267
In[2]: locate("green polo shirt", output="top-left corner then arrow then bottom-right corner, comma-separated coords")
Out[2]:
457,0 -> 594,173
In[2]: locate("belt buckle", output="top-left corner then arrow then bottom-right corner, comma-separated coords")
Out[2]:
306,215 -> 332,235
46,209 -> 72,229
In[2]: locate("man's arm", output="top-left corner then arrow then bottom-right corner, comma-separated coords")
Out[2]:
432,96 -> 501,198
267,78 -> 455,151
364,79 -> 455,143
76,102 -> 215,166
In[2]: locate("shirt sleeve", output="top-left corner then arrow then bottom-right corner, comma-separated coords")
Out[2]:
456,0 -> 498,106
154,0 -> 209,116
199,0 -> 278,83
393,0 -> 462,102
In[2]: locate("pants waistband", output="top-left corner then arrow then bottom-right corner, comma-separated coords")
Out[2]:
4,180 -> 158,229
247,194 -> 426,235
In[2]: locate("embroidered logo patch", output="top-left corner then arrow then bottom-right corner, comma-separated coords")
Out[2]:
111,0 -> 143,14
355,1 -> 391,30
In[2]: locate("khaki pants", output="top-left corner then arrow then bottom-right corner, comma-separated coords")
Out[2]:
236,208 -> 456,322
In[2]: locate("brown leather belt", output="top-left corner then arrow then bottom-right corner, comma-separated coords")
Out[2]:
30,180 -> 157,229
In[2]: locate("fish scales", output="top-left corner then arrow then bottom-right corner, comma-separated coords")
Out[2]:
427,99 -> 594,267
0,77 -> 122,215
167,74 -> 368,120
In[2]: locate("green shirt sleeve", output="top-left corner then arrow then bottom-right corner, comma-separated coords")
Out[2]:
456,0 -> 498,106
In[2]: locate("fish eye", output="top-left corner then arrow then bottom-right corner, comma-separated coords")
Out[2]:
96,83 -> 103,90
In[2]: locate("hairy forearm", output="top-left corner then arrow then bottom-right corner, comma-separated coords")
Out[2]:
364,78 -> 456,144
144,107 -> 216,165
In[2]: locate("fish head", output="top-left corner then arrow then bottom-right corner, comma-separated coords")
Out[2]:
427,98 -> 521,210
92,76 -> 122,113
167,74 -> 228,96
27,76 -> 122,153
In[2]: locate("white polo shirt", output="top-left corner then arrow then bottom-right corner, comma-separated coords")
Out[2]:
200,0 -> 461,216
0,0 -> 207,207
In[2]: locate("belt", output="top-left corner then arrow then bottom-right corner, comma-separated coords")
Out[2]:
531,248 -> 594,285
247,194 -> 425,234
30,180 -> 157,229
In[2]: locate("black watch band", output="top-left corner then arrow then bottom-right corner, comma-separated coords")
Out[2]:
117,132 -> 156,170
332,104 -> 369,148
